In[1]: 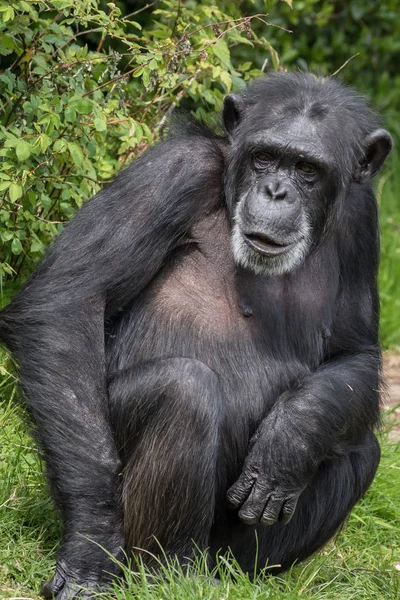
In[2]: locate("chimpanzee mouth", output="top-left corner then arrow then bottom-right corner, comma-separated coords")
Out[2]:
243,233 -> 297,257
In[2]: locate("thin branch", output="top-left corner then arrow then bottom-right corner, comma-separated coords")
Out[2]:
181,13 -> 268,39
330,54 -> 359,77
82,62 -> 150,97
122,1 -> 160,20
254,17 -> 292,34
4,200 -> 65,224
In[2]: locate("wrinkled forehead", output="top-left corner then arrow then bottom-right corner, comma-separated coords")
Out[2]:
247,116 -> 337,165
243,100 -> 352,165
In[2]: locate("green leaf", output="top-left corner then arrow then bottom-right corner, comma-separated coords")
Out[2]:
0,181 -> 11,192
0,70 -> 16,91
87,141 -> 97,158
212,39 -> 231,69
40,194 -> 52,210
33,55 -> 48,71
4,135 -> 20,148
220,71 -> 232,92
142,68 -> 150,89
70,97 -> 93,115
53,139 -> 68,153
11,238 -> 23,255
9,183 -> 23,202
51,0 -> 73,8
2,6 -> 15,22
0,35 -> 17,57
16,141 -> 31,161
65,106 -> 77,122
239,62 -> 252,72
39,134 -> 51,152
94,117 -> 107,132
135,123 -> 143,144
30,239 -> 45,253
263,40 -> 280,70
1,231 -> 14,242
68,142 -> 84,166
228,29 -> 254,48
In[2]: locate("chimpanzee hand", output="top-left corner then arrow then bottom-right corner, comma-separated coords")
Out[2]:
41,559 -> 101,599
41,563 -> 97,599
227,403 -> 321,526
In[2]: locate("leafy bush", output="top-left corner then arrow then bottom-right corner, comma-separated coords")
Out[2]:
0,0 -> 290,283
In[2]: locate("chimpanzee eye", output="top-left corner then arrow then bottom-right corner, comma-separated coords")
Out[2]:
253,152 -> 273,167
297,162 -> 316,175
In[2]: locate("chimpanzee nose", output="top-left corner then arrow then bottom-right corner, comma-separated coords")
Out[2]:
265,182 -> 287,201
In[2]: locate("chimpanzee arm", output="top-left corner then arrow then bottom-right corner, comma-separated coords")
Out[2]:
0,133 -> 224,593
228,184 -> 381,526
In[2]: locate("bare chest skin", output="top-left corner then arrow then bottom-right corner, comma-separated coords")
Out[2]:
152,210 -> 248,333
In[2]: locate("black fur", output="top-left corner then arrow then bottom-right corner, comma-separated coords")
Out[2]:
0,73 -> 392,598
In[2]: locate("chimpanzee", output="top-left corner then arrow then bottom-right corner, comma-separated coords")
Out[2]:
0,72 -> 392,598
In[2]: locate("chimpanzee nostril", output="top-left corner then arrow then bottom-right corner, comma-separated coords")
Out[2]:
265,182 -> 287,201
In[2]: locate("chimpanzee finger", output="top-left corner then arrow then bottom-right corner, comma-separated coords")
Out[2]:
238,484 -> 270,525
226,472 -> 256,508
260,496 -> 284,526
279,494 -> 300,525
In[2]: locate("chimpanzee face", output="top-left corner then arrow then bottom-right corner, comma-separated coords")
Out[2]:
230,116 -> 333,276
223,76 -> 392,276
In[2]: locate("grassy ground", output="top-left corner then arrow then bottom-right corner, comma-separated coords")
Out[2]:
0,133 -> 399,599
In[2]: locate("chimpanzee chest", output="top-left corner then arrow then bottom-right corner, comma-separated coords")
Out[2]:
154,209 -> 335,342
108,210 -> 338,390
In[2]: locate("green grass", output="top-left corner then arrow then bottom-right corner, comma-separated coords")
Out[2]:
379,141 -> 400,351
0,352 -> 399,600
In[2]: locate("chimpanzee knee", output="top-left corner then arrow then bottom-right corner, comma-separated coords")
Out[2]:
108,357 -> 222,454
108,358 -> 223,561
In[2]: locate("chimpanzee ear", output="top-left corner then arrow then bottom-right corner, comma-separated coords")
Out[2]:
354,129 -> 393,183
223,94 -> 246,136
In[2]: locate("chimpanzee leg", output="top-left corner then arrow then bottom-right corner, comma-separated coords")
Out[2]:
108,358 -> 222,566
211,431 -> 380,574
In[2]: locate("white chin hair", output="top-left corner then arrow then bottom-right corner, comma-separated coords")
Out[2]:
231,221 -> 311,276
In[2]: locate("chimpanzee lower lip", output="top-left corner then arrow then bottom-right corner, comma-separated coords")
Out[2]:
244,233 -> 296,256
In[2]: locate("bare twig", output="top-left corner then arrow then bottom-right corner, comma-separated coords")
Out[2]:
82,62 -> 149,97
122,1 -> 160,20
330,54 -> 359,77
254,16 -> 292,34
4,200 -> 65,224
